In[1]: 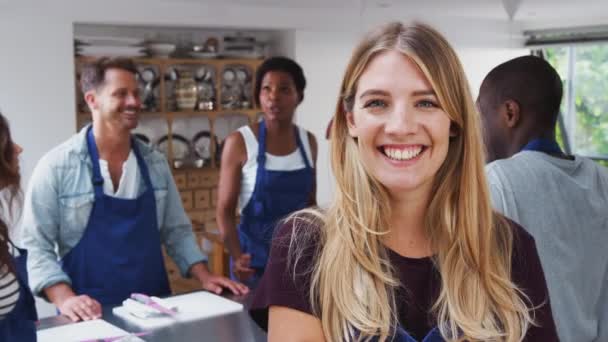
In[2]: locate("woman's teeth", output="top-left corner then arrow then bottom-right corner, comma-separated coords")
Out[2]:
383,146 -> 423,161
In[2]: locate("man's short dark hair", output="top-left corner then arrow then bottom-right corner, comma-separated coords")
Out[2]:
254,56 -> 306,106
80,57 -> 138,94
481,55 -> 563,129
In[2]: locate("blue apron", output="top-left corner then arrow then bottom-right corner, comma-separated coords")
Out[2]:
358,324 -> 444,342
60,127 -> 170,306
521,138 -> 562,154
235,121 -> 314,285
0,244 -> 38,342
389,326 -> 444,342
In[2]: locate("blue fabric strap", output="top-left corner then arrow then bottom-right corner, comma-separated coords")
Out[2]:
521,138 -> 562,154
86,127 -> 105,197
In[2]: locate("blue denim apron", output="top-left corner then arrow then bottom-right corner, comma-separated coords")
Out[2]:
60,127 -> 170,305
235,121 -> 314,286
0,244 -> 38,342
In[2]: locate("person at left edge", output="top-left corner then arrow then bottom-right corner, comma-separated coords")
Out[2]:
0,112 -> 37,342
22,57 -> 248,322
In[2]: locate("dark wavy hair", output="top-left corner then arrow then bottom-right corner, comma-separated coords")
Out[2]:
0,112 -> 20,273
254,56 -> 306,106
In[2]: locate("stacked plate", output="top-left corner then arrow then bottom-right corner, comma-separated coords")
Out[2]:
148,43 -> 176,58
221,34 -> 265,59
75,35 -> 147,57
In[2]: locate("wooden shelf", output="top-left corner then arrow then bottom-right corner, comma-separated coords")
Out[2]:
76,56 -> 264,66
168,109 -> 260,117
77,111 -> 164,117
77,110 -> 260,121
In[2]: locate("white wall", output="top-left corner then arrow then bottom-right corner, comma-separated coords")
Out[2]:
0,1 -> 527,207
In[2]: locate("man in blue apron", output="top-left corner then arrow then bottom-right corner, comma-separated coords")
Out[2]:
22,57 -> 247,322
478,55 -> 608,342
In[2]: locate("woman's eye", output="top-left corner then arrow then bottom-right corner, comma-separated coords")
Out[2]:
363,99 -> 387,108
417,100 -> 439,108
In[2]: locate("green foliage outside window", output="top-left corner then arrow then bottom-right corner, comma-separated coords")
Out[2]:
544,44 -> 608,166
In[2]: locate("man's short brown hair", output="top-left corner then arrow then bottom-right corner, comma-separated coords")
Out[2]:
80,57 -> 138,93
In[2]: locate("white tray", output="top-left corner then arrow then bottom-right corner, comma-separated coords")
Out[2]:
112,291 -> 243,329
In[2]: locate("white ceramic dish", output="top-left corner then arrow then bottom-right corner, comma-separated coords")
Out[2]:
148,43 -> 176,57
78,45 -> 147,57
75,35 -> 144,46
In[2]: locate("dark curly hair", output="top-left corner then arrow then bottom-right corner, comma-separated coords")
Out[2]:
254,56 -> 306,106
0,112 -> 20,273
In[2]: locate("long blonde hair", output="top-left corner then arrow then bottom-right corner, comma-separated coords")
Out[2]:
292,22 -> 533,341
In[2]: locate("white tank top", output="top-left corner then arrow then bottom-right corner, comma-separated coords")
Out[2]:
237,125 -> 313,213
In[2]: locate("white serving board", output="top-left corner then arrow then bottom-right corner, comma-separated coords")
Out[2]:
112,291 -> 243,329
37,319 -> 141,342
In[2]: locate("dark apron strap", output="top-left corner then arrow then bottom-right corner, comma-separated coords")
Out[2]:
293,126 -> 312,170
521,138 -> 562,154
253,121 -> 268,204
86,127 -> 105,198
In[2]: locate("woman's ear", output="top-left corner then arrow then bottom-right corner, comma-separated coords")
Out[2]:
346,111 -> 358,138
449,122 -> 459,137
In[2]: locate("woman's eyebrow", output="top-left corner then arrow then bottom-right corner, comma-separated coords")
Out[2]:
358,89 -> 390,99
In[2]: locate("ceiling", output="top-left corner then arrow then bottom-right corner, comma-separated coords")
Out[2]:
166,0 -> 608,28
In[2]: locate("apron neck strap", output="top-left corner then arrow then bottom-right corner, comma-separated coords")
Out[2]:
256,120 -> 311,169
293,126 -> 312,169
521,138 -> 562,154
256,120 -> 267,165
86,127 -> 105,197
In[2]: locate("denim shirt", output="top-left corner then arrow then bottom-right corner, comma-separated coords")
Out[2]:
21,126 -> 207,296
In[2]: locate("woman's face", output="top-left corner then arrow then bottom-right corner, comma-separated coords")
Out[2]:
0,139 -> 22,189
258,71 -> 300,122
346,50 -> 452,200
10,142 -> 23,174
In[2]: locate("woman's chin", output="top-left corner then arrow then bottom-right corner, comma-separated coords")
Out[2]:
263,113 -> 293,123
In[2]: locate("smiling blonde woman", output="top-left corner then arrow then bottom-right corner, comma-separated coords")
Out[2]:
250,22 -> 559,342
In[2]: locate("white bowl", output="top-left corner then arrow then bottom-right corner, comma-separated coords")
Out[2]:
148,43 -> 176,57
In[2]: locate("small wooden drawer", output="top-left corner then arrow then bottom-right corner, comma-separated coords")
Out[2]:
171,277 -> 201,295
191,220 -> 205,234
204,219 -> 218,233
194,189 -> 210,209
200,172 -> 219,188
211,189 -> 218,207
187,172 -> 201,188
173,173 -> 187,190
166,265 -> 179,280
186,211 -> 205,223
180,190 -> 193,210
202,209 -> 216,222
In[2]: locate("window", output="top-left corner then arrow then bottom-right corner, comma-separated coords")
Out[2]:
543,44 -> 608,164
